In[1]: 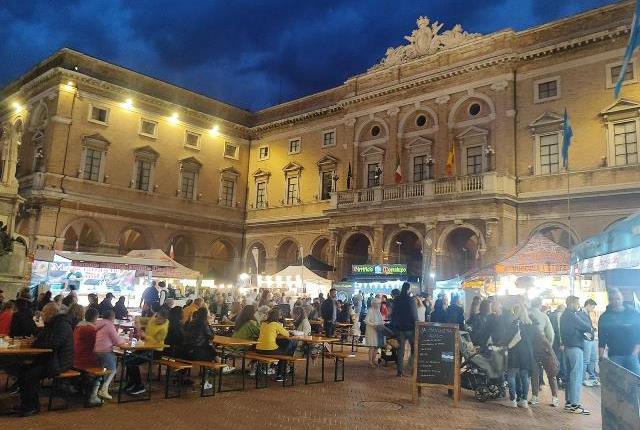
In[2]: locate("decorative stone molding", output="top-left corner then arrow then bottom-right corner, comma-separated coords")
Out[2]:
344,118 -> 356,127
387,107 -> 400,117
369,17 -> 481,71
490,81 -> 509,92
51,115 -> 72,125
435,95 -> 450,105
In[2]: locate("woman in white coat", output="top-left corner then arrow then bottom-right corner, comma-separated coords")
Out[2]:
364,298 -> 385,367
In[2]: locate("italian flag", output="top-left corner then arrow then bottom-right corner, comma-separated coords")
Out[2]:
394,153 -> 402,184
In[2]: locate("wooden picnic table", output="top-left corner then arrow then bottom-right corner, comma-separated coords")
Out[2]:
289,335 -> 340,384
0,346 -> 52,355
211,336 -> 258,391
114,342 -> 164,404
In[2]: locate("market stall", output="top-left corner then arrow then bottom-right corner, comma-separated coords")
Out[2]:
125,249 -> 202,297
572,211 -> 640,304
460,234 -> 573,307
256,265 -> 331,298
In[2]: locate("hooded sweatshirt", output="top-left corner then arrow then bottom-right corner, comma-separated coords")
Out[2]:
94,319 -> 126,353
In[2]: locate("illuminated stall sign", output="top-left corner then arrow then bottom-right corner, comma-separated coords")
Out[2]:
351,264 -> 407,275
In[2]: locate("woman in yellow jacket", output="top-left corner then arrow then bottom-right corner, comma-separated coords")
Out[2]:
256,308 -> 297,382
126,308 -> 169,395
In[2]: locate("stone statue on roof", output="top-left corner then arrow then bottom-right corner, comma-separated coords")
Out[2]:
369,17 -> 480,71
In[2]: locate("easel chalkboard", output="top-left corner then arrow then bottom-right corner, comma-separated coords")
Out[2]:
412,322 -> 461,405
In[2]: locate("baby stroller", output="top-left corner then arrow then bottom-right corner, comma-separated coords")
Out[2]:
378,337 -> 399,366
460,331 -> 507,402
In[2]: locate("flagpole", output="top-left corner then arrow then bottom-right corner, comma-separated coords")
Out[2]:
567,160 -> 574,296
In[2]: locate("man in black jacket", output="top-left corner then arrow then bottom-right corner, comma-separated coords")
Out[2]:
390,283 -> 418,377
17,302 -> 73,417
98,292 -> 115,317
320,288 -> 337,336
559,296 -> 593,415
598,288 -> 640,375
9,298 -> 37,338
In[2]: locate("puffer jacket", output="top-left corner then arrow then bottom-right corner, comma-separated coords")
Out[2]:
33,313 -> 74,377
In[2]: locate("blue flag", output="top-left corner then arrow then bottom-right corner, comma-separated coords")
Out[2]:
615,0 -> 640,98
562,108 -> 573,168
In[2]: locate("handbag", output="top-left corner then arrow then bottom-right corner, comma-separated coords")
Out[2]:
507,323 -> 522,350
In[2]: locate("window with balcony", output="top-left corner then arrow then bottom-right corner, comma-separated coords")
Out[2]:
466,146 -> 483,175
79,134 -> 110,182
321,171 -> 333,200
539,134 -> 560,174
367,163 -> 380,188
413,155 -> 432,182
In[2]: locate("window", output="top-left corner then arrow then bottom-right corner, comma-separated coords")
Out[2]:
371,125 -> 381,137
539,134 -> 560,174
613,121 -> 638,165
367,163 -> 380,188
322,131 -> 336,147
606,62 -> 636,88
286,176 -> 299,204
468,103 -> 481,116
220,178 -> 235,207
89,106 -> 109,125
416,115 -> 427,127
321,171 -> 333,200
139,119 -> 157,138
466,146 -> 483,175
185,131 -> 200,149
288,138 -> 301,155
413,155 -> 431,182
224,142 -> 238,159
134,160 -> 152,191
83,148 -> 103,181
180,171 -> 196,199
256,181 -> 267,208
259,146 -> 269,160
533,77 -> 561,103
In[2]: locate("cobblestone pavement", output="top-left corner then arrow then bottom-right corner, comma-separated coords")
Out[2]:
0,353 -> 601,430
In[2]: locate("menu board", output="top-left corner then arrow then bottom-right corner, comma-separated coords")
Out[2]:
413,322 -> 460,397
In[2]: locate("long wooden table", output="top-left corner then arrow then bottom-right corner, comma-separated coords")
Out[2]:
212,336 -> 258,392
289,335 -> 340,385
114,342 -> 163,403
0,347 -> 52,355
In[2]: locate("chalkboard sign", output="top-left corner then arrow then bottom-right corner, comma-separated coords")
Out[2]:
412,322 -> 460,404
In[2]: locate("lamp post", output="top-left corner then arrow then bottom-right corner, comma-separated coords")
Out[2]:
395,240 -> 402,264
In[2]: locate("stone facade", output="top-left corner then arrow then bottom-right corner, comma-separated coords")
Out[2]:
1,1 -> 640,289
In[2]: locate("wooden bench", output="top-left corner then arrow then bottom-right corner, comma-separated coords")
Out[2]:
244,352 -> 305,388
73,367 -> 110,407
175,359 -> 226,397
324,351 -> 356,382
48,369 -> 82,411
155,359 -> 192,399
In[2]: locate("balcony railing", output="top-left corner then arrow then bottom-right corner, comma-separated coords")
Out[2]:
331,172 -> 515,209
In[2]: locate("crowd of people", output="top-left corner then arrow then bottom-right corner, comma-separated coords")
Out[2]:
1,281 -> 639,419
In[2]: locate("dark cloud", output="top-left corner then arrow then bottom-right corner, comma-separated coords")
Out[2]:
0,0 -> 620,110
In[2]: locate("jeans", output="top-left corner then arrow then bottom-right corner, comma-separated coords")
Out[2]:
257,338 -> 298,376
564,347 -> 584,405
531,361 -> 559,398
324,321 -> 335,337
506,368 -> 529,401
583,340 -> 598,381
395,330 -> 415,375
610,354 -> 640,375
96,352 -> 117,372
553,344 -> 566,382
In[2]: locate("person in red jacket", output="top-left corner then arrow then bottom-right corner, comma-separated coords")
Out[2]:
73,307 -> 102,406
0,301 -> 14,336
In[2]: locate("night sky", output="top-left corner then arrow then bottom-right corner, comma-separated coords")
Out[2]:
0,0 -> 620,111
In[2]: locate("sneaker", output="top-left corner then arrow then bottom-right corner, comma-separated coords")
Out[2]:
517,400 -> 529,408
129,385 -> 146,396
249,369 -> 256,377
582,380 -> 594,387
529,395 -> 539,405
551,397 -> 559,407
564,403 -> 575,411
124,384 -> 136,393
571,405 -> 591,415
591,379 -> 600,386
87,395 -> 103,407
203,381 -> 213,391
97,389 -> 112,400
502,399 -> 518,408
275,376 -> 285,382
266,367 -> 276,375
222,365 -> 235,374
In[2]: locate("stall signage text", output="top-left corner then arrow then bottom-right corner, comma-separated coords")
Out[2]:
352,264 -> 407,275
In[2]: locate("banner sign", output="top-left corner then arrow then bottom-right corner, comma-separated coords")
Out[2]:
351,264 -> 407,275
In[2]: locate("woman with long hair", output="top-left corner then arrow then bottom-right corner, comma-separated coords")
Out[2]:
255,308 -> 296,382
364,298 -> 385,367
503,303 -> 536,409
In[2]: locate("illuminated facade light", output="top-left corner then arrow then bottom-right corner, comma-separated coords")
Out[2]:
122,98 -> 133,109
169,112 -> 179,123
210,124 -> 220,136
12,102 -> 22,113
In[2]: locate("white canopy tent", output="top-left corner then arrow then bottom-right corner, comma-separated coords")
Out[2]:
257,265 -> 332,297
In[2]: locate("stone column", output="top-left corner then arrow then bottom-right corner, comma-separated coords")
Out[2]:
344,118 -> 357,190
384,107 -> 400,186
435,95 -> 451,178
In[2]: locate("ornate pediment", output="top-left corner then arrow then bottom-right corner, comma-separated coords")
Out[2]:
253,168 -> 271,179
179,156 -> 202,172
600,99 -> 640,118
282,161 -> 303,174
134,145 -> 160,161
369,17 -> 480,71
405,137 -> 433,151
317,155 -> 338,171
359,145 -> 385,158
82,133 -> 110,151
456,126 -> 488,140
220,166 -> 240,177
528,112 -> 564,134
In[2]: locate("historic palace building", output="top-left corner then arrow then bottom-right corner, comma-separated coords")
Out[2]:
1,1 -> 640,288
